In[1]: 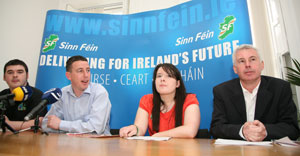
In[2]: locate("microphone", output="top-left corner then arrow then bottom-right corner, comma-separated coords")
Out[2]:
0,86 -> 32,101
24,88 -> 62,121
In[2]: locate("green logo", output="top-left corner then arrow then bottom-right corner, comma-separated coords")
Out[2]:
42,34 -> 59,53
17,103 -> 26,111
218,16 -> 236,40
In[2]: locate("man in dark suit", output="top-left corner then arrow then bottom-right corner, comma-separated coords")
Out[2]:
210,44 -> 299,141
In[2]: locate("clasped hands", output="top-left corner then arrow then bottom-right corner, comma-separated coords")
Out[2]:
242,120 -> 267,142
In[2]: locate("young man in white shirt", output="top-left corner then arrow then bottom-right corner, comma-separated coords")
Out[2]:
42,55 -> 111,134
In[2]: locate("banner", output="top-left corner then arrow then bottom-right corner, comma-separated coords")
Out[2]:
36,0 -> 252,130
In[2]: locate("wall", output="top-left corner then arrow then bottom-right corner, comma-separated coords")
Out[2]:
0,0 -> 59,90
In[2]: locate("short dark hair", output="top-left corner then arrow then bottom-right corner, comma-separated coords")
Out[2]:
66,55 -> 88,72
4,59 -> 28,74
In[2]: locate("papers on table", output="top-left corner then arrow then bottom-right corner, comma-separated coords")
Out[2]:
66,131 -> 119,138
126,136 -> 171,141
273,137 -> 300,147
214,139 -> 272,146
215,137 -> 300,147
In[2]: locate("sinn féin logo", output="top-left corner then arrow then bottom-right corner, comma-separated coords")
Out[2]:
218,15 -> 236,40
42,34 -> 59,53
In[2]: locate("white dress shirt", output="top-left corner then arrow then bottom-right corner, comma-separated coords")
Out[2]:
42,83 -> 112,135
239,81 -> 261,139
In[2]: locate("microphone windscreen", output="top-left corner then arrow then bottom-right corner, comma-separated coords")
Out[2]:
42,88 -> 62,104
12,86 -> 33,101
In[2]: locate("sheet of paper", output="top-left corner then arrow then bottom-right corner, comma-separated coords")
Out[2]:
67,130 -> 95,135
273,137 -> 300,147
66,131 -> 119,138
214,139 -> 272,146
126,136 -> 171,141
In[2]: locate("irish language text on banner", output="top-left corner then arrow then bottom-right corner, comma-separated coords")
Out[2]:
36,0 -> 252,130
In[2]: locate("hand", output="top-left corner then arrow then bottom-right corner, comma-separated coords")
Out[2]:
151,133 -> 161,137
47,115 -> 61,130
3,115 -> 12,125
151,131 -> 170,137
4,115 -> 10,122
242,120 -> 267,141
119,125 -> 137,137
38,117 -> 44,126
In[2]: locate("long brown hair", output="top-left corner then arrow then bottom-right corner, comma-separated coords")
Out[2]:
152,63 -> 187,132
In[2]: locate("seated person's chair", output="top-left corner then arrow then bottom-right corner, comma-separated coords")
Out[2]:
110,129 -> 120,135
196,129 -> 211,138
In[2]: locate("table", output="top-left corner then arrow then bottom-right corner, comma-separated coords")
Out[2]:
0,131 -> 299,156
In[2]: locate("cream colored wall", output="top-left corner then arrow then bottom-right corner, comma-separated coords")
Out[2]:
0,0 -> 59,90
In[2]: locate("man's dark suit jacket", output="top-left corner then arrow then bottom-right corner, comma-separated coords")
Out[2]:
210,75 -> 299,140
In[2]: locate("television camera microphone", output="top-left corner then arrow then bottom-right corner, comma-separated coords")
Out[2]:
0,86 -> 32,102
24,88 -> 62,121
0,86 -> 32,133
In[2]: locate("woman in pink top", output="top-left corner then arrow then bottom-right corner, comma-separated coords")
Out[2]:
120,63 -> 200,138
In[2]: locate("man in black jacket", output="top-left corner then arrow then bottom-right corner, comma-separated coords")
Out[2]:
210,44 -> 299,141
0,59 -> 47,131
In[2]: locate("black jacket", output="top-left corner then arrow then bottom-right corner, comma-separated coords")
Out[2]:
0,84 -> 47,121
210,76 -> 299,140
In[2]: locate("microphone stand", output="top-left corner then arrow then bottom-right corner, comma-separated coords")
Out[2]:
0,115 -> 19,134
33,114 -> 48,135
17,107 -> 48,135
0,100 -> 18,134
32,114 -> 41,133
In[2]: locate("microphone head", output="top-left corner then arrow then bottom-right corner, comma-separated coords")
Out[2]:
12,86 -> 33,101
42,88 -> 62,104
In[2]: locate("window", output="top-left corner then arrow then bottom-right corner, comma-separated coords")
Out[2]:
266,0 -> 298,104
59,0 -> 129,14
